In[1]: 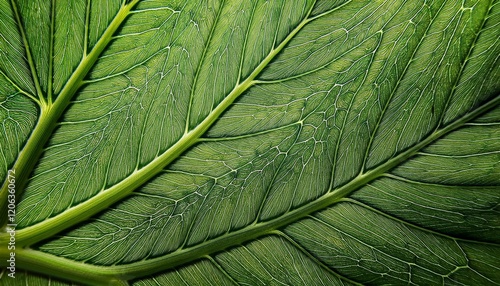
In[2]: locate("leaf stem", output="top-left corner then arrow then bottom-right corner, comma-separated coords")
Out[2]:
0,247 -> 128,286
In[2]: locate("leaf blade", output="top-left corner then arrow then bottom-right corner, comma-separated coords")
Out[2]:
0,0 -> 499,285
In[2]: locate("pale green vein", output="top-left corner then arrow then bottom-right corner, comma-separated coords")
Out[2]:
327,82 -> 356,191
132,192 -> 176,200
305,214 -> 428,282
135,73 -> 155,170
272,230 -> 363,285
253,1 -> 354,85
198,120 -> 303,142
159,169 -> 218,180
179,173 -> 217,249
47,0 -> 55,104
151,277 -> 162,286
0,69 -> 38,103
205,255 -> 240,286
383,173 -> 500,188
236,0 -> 257,84
417,150 -> 500,158
83,0 -> 91,56
175,268 -> 189,285
185,0 -> 225,134
465,122 -> 500,126
341,197 -> 500,247
253,33 -> 379,85
82,46 -> 171,84
359,1 -> 447,173
9,0 -> 45,105
271,1 -> 287,49
437,0 -> 494,128
328,35 -> 380,191
253,125 -> 302,224
237,244 -> 276,280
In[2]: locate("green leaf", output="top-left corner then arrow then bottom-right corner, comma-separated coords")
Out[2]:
1,0 -> 499,285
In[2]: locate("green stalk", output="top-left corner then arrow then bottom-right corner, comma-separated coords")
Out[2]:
0,247 -> 128,285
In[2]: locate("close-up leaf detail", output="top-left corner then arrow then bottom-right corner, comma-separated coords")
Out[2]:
0,0 -> 499,285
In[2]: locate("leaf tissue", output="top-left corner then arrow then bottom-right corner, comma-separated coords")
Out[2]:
0,0 -> 499,285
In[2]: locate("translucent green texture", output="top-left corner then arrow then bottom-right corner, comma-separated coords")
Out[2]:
0,0 -> 499,285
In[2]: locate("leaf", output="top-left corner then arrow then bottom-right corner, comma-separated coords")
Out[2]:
0,0 -> 499,285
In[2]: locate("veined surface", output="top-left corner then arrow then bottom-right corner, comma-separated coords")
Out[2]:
0,0 -> 499,285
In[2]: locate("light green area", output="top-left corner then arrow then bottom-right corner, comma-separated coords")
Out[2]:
0,0 -> 499,285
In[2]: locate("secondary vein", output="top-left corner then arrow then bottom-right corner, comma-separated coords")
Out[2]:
9,0 -> 45,105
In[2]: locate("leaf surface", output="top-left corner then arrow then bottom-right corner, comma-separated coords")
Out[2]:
0,0 -> 499,285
